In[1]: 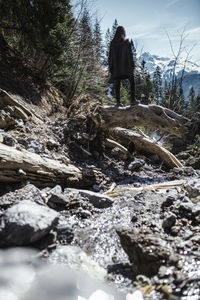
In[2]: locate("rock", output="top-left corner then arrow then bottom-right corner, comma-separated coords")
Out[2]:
55,216 -> 74,244
25,264 -> 119,300
161,196 -> 175,209
0,247 -> 37,300
0,184 -> 46,208
179,202 -> 200,223
3,133 -> 17,146
47,138 -> 59,148
0,200 -> 59,246
48,193 -> 69,206
116,227 -> 171,276
176,151 -> 191,160
185,179 -> 200,198
48,245 -> 107,280
64,188 -> 113,208
0,109 -> 16,129
162,214 -> 176,231
128,158 -> 145,171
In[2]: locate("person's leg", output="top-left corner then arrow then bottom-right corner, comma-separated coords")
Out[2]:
115,78 -> 123,106
129,76 -> 139,106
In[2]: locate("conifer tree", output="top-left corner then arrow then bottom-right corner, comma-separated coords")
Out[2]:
93,18 -> 103,65
104,28 -> 111,67
0,0 -> 74,79
111,19 -> 118,38
153,66 -> 162,102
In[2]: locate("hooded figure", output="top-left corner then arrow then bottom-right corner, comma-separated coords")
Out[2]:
109,26 -> 139,106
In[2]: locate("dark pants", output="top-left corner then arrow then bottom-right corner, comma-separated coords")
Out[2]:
115,76 -> 136,104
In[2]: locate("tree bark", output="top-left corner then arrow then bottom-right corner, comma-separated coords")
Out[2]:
97,104 -> 189,138
109,127 -> 183,168
0,143 -> 95,188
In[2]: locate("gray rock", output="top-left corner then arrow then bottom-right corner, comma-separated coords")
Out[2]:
0,200 -> 59,246
116,227 -> 171,276
3,133 -> 17,146
0,248 -> 37,300
179,202 -> 200,223
161,196 -> 175,208
0,184 -> 46,208
185,179 -> 200,198
128,158 -> 145,171
64,188 -> 113,208
162,214 -> 176,231
48,245 -> 107,280
55,216 -> 74,244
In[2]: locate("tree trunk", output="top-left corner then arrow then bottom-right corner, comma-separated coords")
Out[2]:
0,143 -> 95,188
97,104 -> 189,138
109,127 -> 183,168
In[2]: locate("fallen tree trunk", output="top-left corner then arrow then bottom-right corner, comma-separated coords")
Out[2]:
97,104 -> 189,138
0,143 -> 95,188
109,127 -> 183,168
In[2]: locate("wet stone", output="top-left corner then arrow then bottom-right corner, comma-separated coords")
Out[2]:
161,196 -> 175,209
55,216 -> 74,244
128,158 -> 145,171
185,178 -> 200,198
162,214 -> 176,231
64,188 -> 114,209
0,200 -> 59,246
116,227 -> 171,276
3,133 -> 17,146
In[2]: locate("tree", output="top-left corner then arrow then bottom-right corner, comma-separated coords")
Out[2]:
0,0 -> 74,79
93,18 -> 104,65
130,39 -> 137,62
153,66 -> 162,102
111,19 -> 118,38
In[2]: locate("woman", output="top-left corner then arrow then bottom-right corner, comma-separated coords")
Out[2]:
109,26 -> 139,107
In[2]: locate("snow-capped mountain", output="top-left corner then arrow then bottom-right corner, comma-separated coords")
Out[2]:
139,52 -> 200,99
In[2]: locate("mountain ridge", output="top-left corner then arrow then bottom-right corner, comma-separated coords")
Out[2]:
139,52 -> 200,99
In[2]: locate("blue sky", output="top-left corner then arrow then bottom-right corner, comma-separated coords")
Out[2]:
94,0 -> 200,62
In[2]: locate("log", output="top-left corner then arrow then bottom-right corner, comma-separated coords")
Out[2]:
0,143 -> 93,188
109,127 -> 183,168
98,104 -> 189,138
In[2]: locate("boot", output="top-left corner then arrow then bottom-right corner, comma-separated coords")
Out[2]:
130,98 -> 140,107
116,98 -> 123,107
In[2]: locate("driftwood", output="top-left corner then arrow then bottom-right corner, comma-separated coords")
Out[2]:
114,179 -> 187,194
97,104 -> 189,138
0,143 -> 89,188
109,127 -> 183,168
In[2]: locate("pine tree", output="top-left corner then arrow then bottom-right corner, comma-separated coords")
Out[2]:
79,9 -> 94,65
130,39 -> 137,62
104,28 -> 111,67
111,19 -> 118,38
0,0 -> 74,79
153,66 -> 162,102
93,18 -> 103,65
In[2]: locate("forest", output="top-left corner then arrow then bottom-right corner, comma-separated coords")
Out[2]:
0,1 -> 200,300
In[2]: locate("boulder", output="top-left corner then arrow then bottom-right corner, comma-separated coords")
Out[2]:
116,227 -> 171,276
0,200 -> 59,246
64,188 -> 113,208
48,245 -> 107,280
